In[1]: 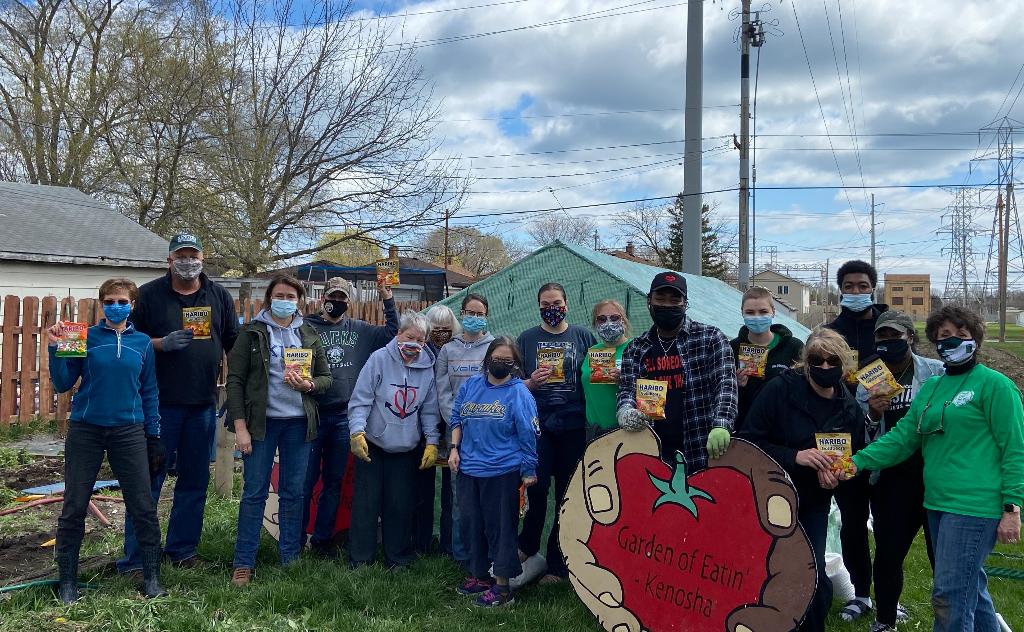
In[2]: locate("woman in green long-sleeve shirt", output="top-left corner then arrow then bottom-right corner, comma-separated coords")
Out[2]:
847,306 -> 1024,632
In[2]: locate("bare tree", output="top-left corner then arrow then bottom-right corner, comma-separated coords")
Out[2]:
614,200 -> 671,263
414,226 -> 515,277
526,214 -> 598,248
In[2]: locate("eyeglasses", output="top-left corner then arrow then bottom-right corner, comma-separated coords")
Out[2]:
595,314 -> 623,324
461,310 -> 486,317
102,299 -> 131,306
807,354 -> 841,367
916,402 -> 949,435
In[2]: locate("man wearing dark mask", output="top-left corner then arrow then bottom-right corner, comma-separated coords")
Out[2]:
825,259 -> 890,623
118,233 -> 239,575
852,311 -> 943,632
616,272 -> 737,468
300,275 -> 398,557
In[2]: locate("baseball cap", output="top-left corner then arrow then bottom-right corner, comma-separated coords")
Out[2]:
875,310 -> 915,335
324,277 -> 352,298
649,271 -> 687,297
169,233 -> 203,252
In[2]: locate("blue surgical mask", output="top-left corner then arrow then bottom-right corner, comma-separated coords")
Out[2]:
103,303 -> 132,324
271,299 -> 298,319
462,315 -> 487,334
840,293 -> 874,313
743,315 -> 773,335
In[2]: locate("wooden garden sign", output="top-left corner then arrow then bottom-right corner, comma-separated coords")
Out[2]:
262,453 -> 357,541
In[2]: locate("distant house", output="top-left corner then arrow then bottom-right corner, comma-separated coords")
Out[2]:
606,242 -> 660,266
0,182 -> 169,299
752,269 -> 812,315
884,274 -> 931,320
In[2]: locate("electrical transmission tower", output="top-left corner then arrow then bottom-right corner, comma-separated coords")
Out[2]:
940,188 -> 982,306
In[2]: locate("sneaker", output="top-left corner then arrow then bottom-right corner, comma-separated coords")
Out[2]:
457,577 -> 493,596
870,622 -> 896,632
840,598 -> 873,622
230,567 -> 253,587
895,604 -> 910,623
474,586 -> 514,608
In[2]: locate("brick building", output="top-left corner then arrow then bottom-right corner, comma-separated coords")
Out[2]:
883,274 -> 931,319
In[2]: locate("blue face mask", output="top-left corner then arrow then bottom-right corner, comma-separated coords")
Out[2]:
840,293 -> 874,313
271,299 -> 298,319
103,303 -> 132,324
743,315 -> 773,335
462,315 -> 487,334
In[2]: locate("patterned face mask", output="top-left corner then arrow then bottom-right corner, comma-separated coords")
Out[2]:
936,337 -> 977,366
171,257 -> 203,281
597,320 -> 625,343
540,305 -> 567,327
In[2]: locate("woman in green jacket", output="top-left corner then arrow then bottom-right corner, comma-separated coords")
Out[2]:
848,306 -> 1024,632
226,274 -> 332,586
581,299 -> 631,439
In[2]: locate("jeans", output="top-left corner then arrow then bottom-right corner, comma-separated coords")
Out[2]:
412,446 -> 437,554
119,404 -> 216,572
460,470 -> 523,580
348,442 -> 418,568
833,470 -> 872,598
797,502 -> 832,632
58,422 -> 161,561
233,417 -> 311,569
300,410 -> 349,549
928,510 -> 1000,632
518,427 -> 586,577
440,466 -> 468,564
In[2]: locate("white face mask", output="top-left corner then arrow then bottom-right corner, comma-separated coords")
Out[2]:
172,257 -> 203,281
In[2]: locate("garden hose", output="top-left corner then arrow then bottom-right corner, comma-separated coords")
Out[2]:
984,565 -> 1024,581
0,580 -> 98,595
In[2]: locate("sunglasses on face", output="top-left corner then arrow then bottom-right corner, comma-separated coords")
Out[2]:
102,299 -> 131,306
807,354 -> 841,367
595,314 -> 622,324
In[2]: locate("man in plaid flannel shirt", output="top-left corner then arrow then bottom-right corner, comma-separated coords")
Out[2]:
616,272 -> 738,469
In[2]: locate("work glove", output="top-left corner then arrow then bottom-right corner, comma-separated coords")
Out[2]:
706,427 -> 731,459
350,432 -> 371,462
146,435 -> 166,475
161,329 -> 194,352
419,444 -> 438,470
616,407 -> 649,432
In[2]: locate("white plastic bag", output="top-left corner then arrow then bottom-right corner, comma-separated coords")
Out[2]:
825,552 -> 856,601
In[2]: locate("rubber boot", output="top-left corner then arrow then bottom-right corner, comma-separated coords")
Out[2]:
56,551 -> 80,605
141,548 -> 168,599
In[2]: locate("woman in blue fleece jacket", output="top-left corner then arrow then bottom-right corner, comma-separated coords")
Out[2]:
448,336 -> 539,608
47,278 -> 165,604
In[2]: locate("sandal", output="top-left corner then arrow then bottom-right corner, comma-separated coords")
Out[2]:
896,603 -> 910,622
840,598 -> 873,622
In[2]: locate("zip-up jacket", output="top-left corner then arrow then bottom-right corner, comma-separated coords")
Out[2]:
450,373 -> 538,478
826,304 -> 889,369
730,323 -> 804,430
49,320 -> 161,436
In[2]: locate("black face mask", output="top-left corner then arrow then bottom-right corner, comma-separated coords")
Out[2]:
649,304 -> 685,331
488,360 -> 515,380
324,299 -> 349,318
875,338 -> 909,364
808,365 -> 844,389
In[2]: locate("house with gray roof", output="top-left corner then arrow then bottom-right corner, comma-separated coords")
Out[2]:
0,182 -> 169,298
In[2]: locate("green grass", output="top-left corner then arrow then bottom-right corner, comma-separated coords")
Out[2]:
0,483 -> 1022,631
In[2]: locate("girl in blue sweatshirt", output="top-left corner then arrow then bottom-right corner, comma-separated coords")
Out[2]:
449,336 -> 539,608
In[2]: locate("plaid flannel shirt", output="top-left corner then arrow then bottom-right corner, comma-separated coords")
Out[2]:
617,316 -> 738,468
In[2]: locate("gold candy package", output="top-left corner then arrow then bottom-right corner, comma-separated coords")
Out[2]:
844,349 -> 860,384
182,307 -> 212,339
537,345 -> 566,384
738,344 -> 769,378
375,257 -> 400,286
283,348 -> 313,380
636,379 -> 667,420
589,348 -> 617,383
855,358 -> 905,399
815,432 -> 855,476
55,322 -> 88,358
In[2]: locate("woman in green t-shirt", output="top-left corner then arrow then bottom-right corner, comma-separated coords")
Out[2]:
848,306 -> 1024,632
581,299 -> 631,439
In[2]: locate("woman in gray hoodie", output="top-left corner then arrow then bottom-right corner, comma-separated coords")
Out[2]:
347,310 -> 441,569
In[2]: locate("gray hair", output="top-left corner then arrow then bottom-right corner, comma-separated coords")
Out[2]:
399,310 -> 432,338
425,304 -> 462,335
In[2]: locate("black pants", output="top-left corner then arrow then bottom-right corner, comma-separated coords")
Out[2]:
797,502 -> 832,632
348,443 -> 417,567
58,422 -> 161,560
833,471 -> 872,598
460,470 -> 523,581
518,427 -> 586,577
412,444 -> 437,554
871,455 -> 935,625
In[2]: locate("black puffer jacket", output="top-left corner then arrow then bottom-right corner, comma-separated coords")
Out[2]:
730,323 -> 804,431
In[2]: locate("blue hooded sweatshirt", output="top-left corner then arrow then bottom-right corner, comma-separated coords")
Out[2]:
450,373 -> 539,478
48,320 -> 161,436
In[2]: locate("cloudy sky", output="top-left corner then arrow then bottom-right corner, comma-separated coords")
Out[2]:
347,0 -> 1022,293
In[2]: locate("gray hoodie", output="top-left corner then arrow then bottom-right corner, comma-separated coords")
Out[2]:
347,338 -> 440,453
435,333 -> 495,423
255,309 -> 306,419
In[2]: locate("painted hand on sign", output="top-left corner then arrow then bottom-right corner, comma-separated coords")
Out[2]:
559,428 -> 815,632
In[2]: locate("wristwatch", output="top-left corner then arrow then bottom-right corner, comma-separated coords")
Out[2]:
450,444 -> 460,451
1004,503 -> 1021,514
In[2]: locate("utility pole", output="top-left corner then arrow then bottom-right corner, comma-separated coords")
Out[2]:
999,191 -> 1007,342
593,229 -> 599,251
870,194 -> 876,271
681,0 -> 703,275
443,209 -> 451,298
737,1 -> 764,289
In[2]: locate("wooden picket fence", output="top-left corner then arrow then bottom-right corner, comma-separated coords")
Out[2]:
0,294 -> 432,430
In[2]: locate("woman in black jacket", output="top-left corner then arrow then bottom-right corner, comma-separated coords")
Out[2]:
740,327 -> 864,632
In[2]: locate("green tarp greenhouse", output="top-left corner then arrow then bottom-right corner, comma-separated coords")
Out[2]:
434,240 -> 812,341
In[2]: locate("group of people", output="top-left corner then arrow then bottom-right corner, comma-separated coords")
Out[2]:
46,235 -> 1023,631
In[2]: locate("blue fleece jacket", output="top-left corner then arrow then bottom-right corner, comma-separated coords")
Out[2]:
450,373 -> 539,478
48,321 -> 161,436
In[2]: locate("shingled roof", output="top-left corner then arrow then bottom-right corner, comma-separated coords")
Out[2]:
0,182 -> 168,267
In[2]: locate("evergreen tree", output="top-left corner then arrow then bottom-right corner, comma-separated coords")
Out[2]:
662,193 -> 729,279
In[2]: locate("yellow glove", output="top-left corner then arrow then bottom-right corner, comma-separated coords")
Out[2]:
419,443 -> 438,470
350,432 -> 371,462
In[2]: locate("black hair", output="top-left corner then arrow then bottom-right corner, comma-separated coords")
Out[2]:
537,282 -> 566,303
836,260 -> 877,288
461,293 -> 489,314
483,335 -> 525,378
925,306 -> 985,346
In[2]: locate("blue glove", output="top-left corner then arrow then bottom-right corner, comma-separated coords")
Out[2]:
162,329 -> 194,352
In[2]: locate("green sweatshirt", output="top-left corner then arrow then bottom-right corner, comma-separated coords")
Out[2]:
581,340 -> 629,429
852,363 -> 1024,519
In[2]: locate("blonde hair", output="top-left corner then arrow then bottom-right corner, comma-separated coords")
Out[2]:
799,326 -> 853,374
591,299 -> 631,337
741,286 -> 774,310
